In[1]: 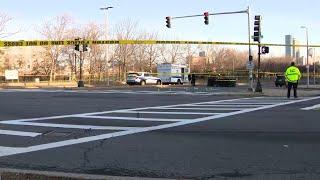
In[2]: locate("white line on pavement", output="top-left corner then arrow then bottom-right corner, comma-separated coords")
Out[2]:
202,102 -> 274,105
75,115 -> 187,122
0,97 -> 255,123
301,104 -> 320,110
0,130 -> 42,137
1,96 -> 319,157
116,111 -> 221,115
0,122 -> 139,131
152,107 -> 248,111
185,104 -> 263,107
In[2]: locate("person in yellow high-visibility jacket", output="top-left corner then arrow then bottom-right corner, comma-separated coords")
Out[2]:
285,62 -> 301,98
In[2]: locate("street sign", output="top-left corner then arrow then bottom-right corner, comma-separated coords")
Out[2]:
246,61 -> 254,70
261,46 -> 269,54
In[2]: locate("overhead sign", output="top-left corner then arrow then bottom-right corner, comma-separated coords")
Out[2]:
5,70 -> 19,80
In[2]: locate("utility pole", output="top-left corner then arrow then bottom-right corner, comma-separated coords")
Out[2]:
301,26 -> 309,87
253,15 -> 262,93
74,38 -> 88,87
247,6 -> 254,91
100,5 -> 113,86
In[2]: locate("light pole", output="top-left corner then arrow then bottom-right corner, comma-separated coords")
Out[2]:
247,6 -> 253,91
301,26 -> 309,87
100,5 -> 113,86
313,48 -> 316,85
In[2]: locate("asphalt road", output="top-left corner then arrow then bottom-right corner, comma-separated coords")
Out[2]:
0,88 -> 320,179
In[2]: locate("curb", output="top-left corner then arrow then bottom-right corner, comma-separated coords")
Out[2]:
0,168 -> 174,180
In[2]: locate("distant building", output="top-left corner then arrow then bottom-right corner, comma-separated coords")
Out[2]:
285,35 -> 293,57
293,38 -> 301,65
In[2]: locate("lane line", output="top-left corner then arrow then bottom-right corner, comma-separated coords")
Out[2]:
0,122 -> 139,131
0,130 -> 41,137
203,102 -> 274,105
1,96 -> 319,157
301,104 -> 320,110
185,104 -> 263,107
75,115 -> 187,122
116,111 -> 221,115
152,107 -> 248,111
0,97 -> 255,123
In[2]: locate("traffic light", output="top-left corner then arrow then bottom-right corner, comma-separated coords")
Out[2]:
204,12 -> 209,25
253,15 -> 261,42
166,16 -> 171,28
261,46 -> 269,54
83,44 -> 88,51
75,38 -> 80,51
75,44 -> 79,51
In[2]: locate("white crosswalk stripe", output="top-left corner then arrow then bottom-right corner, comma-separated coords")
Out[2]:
0,96 -> 319,157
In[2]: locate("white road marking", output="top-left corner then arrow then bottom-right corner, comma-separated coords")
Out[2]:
116,111 -> 221,115
0,97 -> 256,124
203,102 -> 274,105
301,104 -> 320,110
75,115 -> 187,122
0,130 -> 41,137
152,107 -> 248,111
186,104 -> 263,107
0,96 -> 319,157
0,122 -> 138,131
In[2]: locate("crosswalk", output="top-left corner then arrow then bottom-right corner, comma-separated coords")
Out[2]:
0,96 -> 319,157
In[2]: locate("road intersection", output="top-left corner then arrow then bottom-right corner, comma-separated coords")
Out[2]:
0,88 -> 319,179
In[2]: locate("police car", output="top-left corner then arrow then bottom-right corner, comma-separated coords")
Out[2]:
126,72 -> 161,85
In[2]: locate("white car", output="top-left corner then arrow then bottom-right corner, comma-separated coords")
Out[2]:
126,72 -> 162,85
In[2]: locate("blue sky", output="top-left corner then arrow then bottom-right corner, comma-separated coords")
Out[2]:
1,0 -> 320,47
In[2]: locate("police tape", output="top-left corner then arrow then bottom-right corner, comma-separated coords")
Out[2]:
1,40 -> 320,47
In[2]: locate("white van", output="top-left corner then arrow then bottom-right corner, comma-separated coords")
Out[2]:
157,63 -> 190,85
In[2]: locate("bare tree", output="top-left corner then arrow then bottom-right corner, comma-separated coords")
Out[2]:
39,15 -> 73,82
144,33 -> 160,72
0,12 -> 15,39
113,20 -> 139,80
27,47 -> 51,75
80,22 -> 106,81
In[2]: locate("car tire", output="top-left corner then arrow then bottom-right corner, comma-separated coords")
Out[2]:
156,80 -> 161,85
140,81 -> 146,86
177,79 -> 181,85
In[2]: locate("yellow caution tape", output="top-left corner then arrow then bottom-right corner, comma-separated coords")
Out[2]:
1,40 -> 320,47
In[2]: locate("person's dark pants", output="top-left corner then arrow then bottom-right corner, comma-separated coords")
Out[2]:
287,82 -> 298,98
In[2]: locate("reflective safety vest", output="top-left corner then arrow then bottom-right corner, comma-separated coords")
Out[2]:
285,66 -> 301,83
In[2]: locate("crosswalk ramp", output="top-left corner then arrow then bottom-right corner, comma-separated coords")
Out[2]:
0,96 -> 319,157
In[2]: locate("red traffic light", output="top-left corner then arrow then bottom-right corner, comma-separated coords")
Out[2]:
204,12 -> 209,25
166,16 -> 171,28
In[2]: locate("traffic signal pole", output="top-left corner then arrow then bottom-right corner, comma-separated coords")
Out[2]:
170,10 -> 248,20
247,6 -> 254,92
253,15 -> 263,93
166,8 -> 253,91
255,43 -> 262,92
